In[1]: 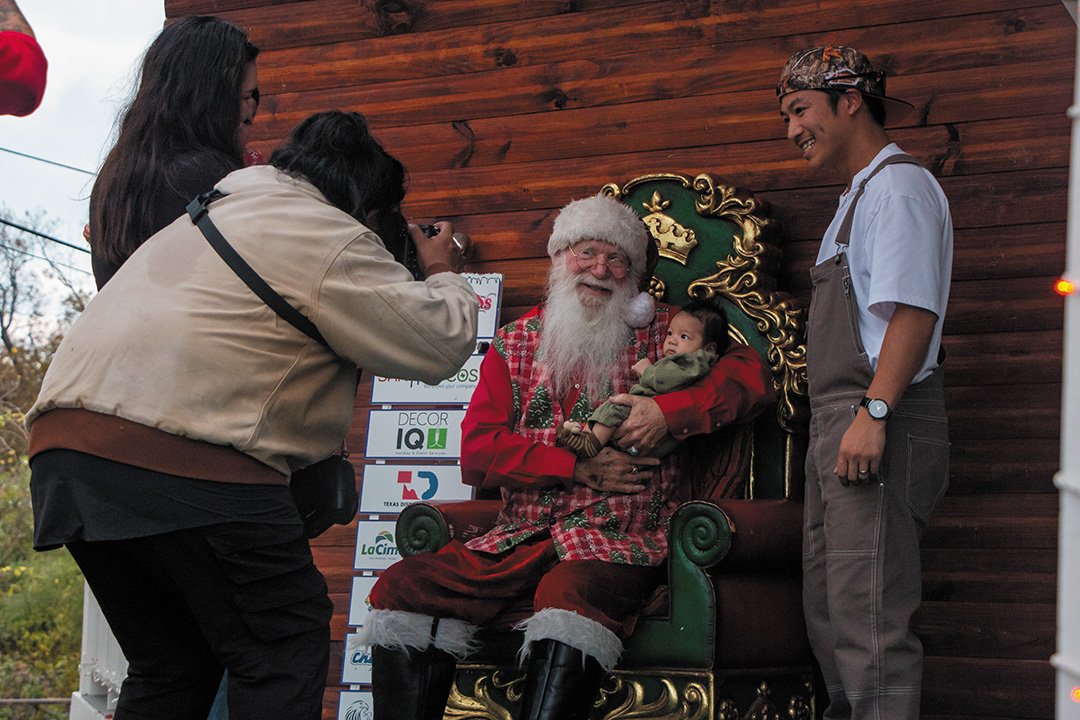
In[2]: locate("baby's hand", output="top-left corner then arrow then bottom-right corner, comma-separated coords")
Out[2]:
631,358 -> 653,377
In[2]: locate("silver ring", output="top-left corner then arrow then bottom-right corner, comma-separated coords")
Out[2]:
451,233 -> 468,254
628,446 -> 639,456
858,469 -> 869,475
631,465 -> 638,474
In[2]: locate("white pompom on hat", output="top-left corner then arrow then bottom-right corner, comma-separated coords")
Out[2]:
547,194 -> 649,274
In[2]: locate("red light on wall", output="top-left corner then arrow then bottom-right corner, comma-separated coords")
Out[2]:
1056,278 -> 1077,296
1072,686 -> 1080,702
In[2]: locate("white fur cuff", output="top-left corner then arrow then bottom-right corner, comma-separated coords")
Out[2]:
516,608 -> 623,672
433,617 -> 482,660
351,609 -> 434,652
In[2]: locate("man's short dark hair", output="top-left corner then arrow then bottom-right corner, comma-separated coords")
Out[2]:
824,89 -> 886,128
678,300 -> 730,355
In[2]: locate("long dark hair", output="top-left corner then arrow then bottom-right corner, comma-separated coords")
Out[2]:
269,111 -> 407,240
90,16 -> 259,267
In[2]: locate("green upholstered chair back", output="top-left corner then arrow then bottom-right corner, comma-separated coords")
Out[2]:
601,173 -> 808,500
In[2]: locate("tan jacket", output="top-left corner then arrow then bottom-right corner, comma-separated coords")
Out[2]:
28,165 -> 478,475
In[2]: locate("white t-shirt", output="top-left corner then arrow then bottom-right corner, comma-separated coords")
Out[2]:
816,144 -> 954,383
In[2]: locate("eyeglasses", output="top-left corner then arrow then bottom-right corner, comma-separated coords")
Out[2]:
567,242 -> 631,278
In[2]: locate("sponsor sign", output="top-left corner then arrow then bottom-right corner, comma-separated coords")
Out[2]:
364,409 -> 466,459
347,575 -> 378,628
353,520 -> 401,571
370,354 -> 483,405
359,464 -> 473,515
462,272 -> 503,339
341,631 -> 372,685
338,690 -> 374,720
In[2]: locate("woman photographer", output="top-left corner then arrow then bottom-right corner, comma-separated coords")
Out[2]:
89,15 -> 260,288
26,111 -> 478,720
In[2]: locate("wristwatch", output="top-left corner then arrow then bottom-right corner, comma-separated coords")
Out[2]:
860,396 -> 891,420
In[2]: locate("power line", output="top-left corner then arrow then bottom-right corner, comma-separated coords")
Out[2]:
0,241 -> 91,276
0,217 -> 90,254
0,146 -> 96,176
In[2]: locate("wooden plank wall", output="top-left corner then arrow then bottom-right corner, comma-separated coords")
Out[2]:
164,1 -> 1073,717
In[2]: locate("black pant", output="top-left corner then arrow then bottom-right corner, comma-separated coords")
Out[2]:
67,522 -> 332,720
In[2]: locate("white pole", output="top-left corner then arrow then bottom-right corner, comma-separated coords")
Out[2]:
1055,5 -> 1080,718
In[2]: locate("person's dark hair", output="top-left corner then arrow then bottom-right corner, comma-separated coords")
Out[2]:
824,88 -> 886,127
90,16 -> 259,267
678,299 -> 730,355
269,111 -> 407,233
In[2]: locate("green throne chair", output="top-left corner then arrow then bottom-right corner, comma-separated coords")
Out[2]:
395,173 -> 815,720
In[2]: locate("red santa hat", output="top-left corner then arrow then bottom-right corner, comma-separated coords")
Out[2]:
546,194 -> 649,274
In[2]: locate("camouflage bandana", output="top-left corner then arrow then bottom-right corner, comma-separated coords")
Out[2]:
777,46 -> 913,125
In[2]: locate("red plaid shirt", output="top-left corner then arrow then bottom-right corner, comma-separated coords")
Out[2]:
462,303 -> 773,566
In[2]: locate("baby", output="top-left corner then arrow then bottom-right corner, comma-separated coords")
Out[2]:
557,300 -> 729,458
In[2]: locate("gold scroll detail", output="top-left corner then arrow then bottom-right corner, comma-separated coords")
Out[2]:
641,191 -> 698,265
602,676 -> 709,720
444,671 -> 517,720
601,173 -> 807,433
442,668 -> 710,720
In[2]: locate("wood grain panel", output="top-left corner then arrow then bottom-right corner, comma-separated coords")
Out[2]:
952,223 -> 1066,281
944,330 -> 1062,386
922,570 -> 1056,605
922,547 -> 1057,576
913,601 -> 1055,660
922,657 -> 1053,719
167,0 -> 294,14
252,3 -> 1070,93
315,97 -> 1066,178
947,438 -> 1060,495
923,514 -> 1058,550
171,0 -> 660,51
945,382 -> 1060,440
249,16 -> 1073,149
311,545 -> 361,594
944,276 -> 1064,335
935,492 -> 1057,519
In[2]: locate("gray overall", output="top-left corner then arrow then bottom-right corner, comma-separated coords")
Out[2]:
803,154 -> 950,720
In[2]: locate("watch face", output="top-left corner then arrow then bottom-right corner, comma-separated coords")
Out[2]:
867,399 -> 889,419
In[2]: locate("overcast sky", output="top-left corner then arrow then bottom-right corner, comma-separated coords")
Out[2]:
0,1 -> 165,287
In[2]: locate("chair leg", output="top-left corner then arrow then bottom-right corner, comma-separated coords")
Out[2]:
371,644 -> 456,720
517,639 -> 605,720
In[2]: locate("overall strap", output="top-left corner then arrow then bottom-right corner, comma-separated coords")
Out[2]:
186,190 -> 330,348
834,153 -> 923,248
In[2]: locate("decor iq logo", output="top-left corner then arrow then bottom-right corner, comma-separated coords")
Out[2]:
395,411 -> 450,451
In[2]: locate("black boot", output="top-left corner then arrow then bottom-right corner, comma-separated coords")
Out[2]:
371,644 -> 456,720
517,639 -> 606,720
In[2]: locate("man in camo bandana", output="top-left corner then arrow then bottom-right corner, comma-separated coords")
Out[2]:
779,46 -> 952,720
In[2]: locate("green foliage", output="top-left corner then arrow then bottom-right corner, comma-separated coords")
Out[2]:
0,205 -> 91,473
0,467 -> 83,719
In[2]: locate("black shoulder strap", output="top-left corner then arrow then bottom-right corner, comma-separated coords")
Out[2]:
186,190 -> 330,348
834,153 -> 923,248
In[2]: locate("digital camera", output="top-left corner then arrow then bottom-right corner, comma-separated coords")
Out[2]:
389,221 -> 437,281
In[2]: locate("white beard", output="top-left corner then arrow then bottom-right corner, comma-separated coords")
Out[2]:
538,262 -> 639,397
